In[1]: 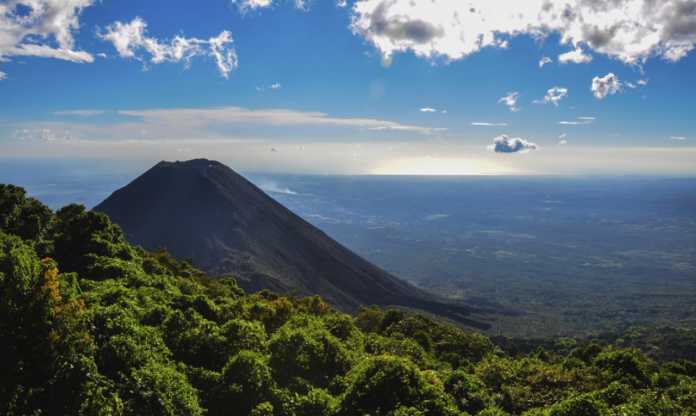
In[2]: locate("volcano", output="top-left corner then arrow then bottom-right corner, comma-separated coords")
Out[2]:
95,159 -> 488,328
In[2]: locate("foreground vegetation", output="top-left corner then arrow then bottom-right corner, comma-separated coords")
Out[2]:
1,184 -> 696,416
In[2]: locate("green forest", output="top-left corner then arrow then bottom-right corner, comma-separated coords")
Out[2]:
2,182 -> 696,416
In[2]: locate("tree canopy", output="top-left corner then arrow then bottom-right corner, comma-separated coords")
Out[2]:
1,184 -> 695,415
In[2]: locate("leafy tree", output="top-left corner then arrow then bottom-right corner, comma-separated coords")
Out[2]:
546,394 -> 608,416
52,204 -> 133,278
445,370 -> 489,414
125,361 -> 203,416
338,355 -> 458,416
163,309 -> 227,370
593,349 -> 650,387
212,350 -> 275,415
0,234 -> 98,415
221,318 -> 267,356
269,316 -> 354,388
275,387 -> 338,416
0,184 -> 53,242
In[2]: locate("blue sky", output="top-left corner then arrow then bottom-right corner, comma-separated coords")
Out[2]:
1,0 -> 695,175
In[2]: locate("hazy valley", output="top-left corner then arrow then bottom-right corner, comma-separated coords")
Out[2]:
6,161 -> 696,338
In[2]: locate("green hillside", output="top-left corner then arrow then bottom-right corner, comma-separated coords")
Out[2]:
2,183 -> 695,416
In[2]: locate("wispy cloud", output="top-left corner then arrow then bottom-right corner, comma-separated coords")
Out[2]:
534,87 -> 568,106
558,133 -> 568,145
257,82 -> 282,92
625,79 -> 649,89
98,17 -> 238,78
669,136 -> 687,141
419,107 -> 437,113
471,122 -> 508,127
232,0 -> 274,13
538,56 -> 552,68
558,117 -> 595,126
118,107 -> 442,134
231,0 -> 308,13
11,106 -> 444,147
498,92 -> 520,112
54,110 -> 105,117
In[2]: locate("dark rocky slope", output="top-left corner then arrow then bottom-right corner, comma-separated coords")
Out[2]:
95,159 -> 488,328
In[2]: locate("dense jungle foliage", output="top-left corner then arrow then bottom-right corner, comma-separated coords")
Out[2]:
1,183 -> 696,415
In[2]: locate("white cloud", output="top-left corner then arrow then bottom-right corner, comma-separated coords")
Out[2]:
232,0 -> 273,13
0,0 -> 94,75
294,0 -> 310,10
558,47 -> 593,64
558,117 -> 595,125
349,0 -> 696,65
11,106 -> 442,152
369,125 -> 447,133
98,17 -> 238,78
419,107 -> 437,113
670,136 -> 687,141
118,106 -> 442,135
208,31 -> 238,78
2,43 -> 93,63
626,78 -> 649,89
535,86 -> 568,106
498,92 -> 520,112
13,127 -> 74,143
539,56 -> 552,68
0,70 -> 5,80
559,133 -> 568,139
487,134 -> 538,153
256,82 -> 282,92
54,109 -> 105,117
471,122 -> 508,127
592,73 -> 622,99
558,139 -> 568,145
231,0 -> 309,13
